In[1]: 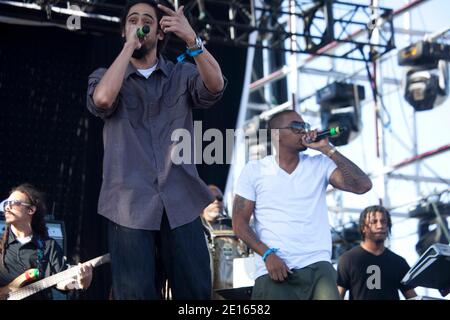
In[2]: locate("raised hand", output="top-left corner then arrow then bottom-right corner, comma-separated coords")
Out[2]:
158,4 -> 197,46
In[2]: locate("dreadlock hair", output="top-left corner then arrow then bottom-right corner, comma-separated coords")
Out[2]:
120,0 -> 174,56
359,205 -> 392,241
0,183 -> 48,266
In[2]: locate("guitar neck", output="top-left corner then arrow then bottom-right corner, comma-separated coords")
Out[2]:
8,254 -> 110,300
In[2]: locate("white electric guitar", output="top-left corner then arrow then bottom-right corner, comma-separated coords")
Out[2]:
0,253 -> 110,300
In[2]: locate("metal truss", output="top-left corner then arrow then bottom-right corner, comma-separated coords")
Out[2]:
0,0 -> 122,33
2,0 -> 446,219
0,0 -> 394,61
223,0 -> 450,223
0,0 -> 395,62
184,0 -> 395,62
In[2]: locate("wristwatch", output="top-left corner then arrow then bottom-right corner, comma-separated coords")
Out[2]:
186,35 -> 203,51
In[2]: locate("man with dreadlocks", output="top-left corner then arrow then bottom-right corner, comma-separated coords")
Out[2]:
0,183 -> 92,300
336,205 -> 417,300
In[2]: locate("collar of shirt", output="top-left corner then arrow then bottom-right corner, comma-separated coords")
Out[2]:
124,55 -> 170,79
7,227 -> 43,248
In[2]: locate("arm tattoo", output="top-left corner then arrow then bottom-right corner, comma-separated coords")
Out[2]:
234,195 -> 247,212
330,151 -> 372,194
232,195 -> 265,255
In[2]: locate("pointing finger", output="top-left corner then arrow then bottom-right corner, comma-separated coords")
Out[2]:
157,4 -> 176,16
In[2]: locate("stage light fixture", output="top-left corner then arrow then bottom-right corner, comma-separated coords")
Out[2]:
331,221 -> 360,261
316,82 -> 365,146
409,200 -> 450,256
398,40 -> 450,111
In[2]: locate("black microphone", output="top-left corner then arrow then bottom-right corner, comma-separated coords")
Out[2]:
306,126 -> 346,143
136,25 -> 150,39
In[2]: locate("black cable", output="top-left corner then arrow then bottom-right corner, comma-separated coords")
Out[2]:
360,48 -> 392,129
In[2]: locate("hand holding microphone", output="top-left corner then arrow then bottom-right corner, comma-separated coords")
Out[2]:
126,25 -> 150,50
305,126 -> 346,144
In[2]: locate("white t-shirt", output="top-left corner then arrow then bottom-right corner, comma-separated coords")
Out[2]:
137,62 -> 158,79
235,153 -> 337,279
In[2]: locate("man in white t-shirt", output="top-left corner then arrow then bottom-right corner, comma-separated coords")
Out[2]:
232,110 -> 372,300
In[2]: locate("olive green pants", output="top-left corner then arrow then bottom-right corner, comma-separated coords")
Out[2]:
251,261 -> 341,300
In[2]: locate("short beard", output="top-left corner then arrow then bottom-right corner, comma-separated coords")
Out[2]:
366,234 -> 387,244
132,39 -> 158,59
132,44 -> 150,59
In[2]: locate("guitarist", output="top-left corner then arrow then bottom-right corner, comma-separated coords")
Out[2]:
0,183 -> 93,299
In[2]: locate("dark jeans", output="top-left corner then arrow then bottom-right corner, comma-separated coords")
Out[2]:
108,213 -> 211,300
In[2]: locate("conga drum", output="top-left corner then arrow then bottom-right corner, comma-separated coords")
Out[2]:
210,229 -> 248,294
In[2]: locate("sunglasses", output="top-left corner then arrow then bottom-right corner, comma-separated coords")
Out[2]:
1,199 -> 31,212
275,121 -> 311,134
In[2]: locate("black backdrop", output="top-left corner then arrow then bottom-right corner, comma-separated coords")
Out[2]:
0,22 -> 245,299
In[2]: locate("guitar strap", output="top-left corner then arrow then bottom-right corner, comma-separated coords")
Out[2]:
35,236 -> 46,279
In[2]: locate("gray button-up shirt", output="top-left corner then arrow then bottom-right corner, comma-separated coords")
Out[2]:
87,56 -> 226,230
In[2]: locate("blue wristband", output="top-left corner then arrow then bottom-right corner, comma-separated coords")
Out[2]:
177,49 -> 204,62
262,248 -> 279,262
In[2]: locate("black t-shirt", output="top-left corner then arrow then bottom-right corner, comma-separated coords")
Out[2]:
337,245 -> 414,300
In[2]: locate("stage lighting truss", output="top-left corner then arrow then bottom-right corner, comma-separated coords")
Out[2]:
0,0 -> 395,62
0,0 -> 123,33
184,0 -> 395,62
408,189 -> 450,220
